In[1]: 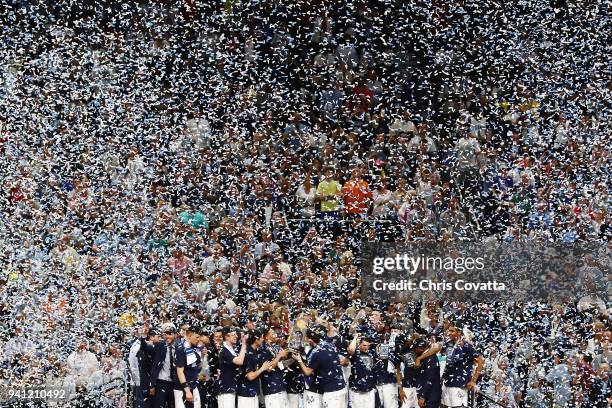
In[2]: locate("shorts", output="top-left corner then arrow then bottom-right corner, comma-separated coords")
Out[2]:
376,383 -> 398,408
237,395 -> 258,408
322,388 -> 348,408
264,391 -> 288,408
400,387 -> 418,408
217,393 -> 236,408
349,389 -> 375,408
304,390 -> 322,408
441,386 -> 468,407
287,393 -> 303,408
174,387 -> 201,408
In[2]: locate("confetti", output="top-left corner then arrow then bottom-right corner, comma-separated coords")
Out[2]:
0,1 -> 609,408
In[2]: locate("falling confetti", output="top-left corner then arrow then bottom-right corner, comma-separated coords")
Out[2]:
0,1 -> 609,407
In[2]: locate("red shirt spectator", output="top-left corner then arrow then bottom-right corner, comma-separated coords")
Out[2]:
342,169 -> 372,215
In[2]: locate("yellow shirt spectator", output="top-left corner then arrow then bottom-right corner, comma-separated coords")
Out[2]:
316,169 -> 342,212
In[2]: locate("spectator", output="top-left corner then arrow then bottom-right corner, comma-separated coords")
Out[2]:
66,340 -> 100,387
342,168 -> 371,218
316,167 -> 343,219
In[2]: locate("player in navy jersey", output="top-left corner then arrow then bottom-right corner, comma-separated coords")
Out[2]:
217,327 -> 248,408
293,325 -> 347,408
174,325 -> 204,408
237,328 -> 272,408
301,341 -> 322,408
397,336 -> 419,408
398,336 -> 443,408
413,338 -> 442,408
258,327 -> 290,408
284,351 -> 305,408
440,326 -> 483,408
373,327 -> 401,408
347,332 -> 377,408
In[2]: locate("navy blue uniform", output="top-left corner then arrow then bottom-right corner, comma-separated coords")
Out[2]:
307,341 -> 346,393
443,341 -> 480,388
258,343 -> 287,396
237,346 -> 260,397
349,351 -> 376,392
174,339 -> 203,391
284,359 -> 305,394
399,351 -> 418,388
373,349 -> 397,386
416,355 -> 442,406
304,347 -> 322,394
217,344 -> 240,394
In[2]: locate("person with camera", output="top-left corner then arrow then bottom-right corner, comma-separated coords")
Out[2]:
237,328 -> 272,408
347,332 -> 377,408
217,327 -> 248,408
293,324 -> 347,408
174,325 -> 204,408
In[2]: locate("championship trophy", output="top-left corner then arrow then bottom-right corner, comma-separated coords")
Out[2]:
287,318 -> 308,353
288,329 -> 304,353
376,342 -> 391,360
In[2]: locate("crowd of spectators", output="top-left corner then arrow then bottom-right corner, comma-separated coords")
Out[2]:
0,0 -> 609,407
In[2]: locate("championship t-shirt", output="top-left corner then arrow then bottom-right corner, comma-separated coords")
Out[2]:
258,344 -> 287,395
349,351 -> 376,392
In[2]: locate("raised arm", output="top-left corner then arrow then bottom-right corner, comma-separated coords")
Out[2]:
415,342 -> 441,367
232,336 -> 248,366
270,348 -> 288,370
140,337 -> 156,355
467,355 -> 485,390
347,333 -> 359,356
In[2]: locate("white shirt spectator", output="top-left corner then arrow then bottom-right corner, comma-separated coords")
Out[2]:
296,183 -> 317,217
200,255 -> 230,276
253,241 -> 280,260
389,117 -> 417,136
66,349 -> 100,385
